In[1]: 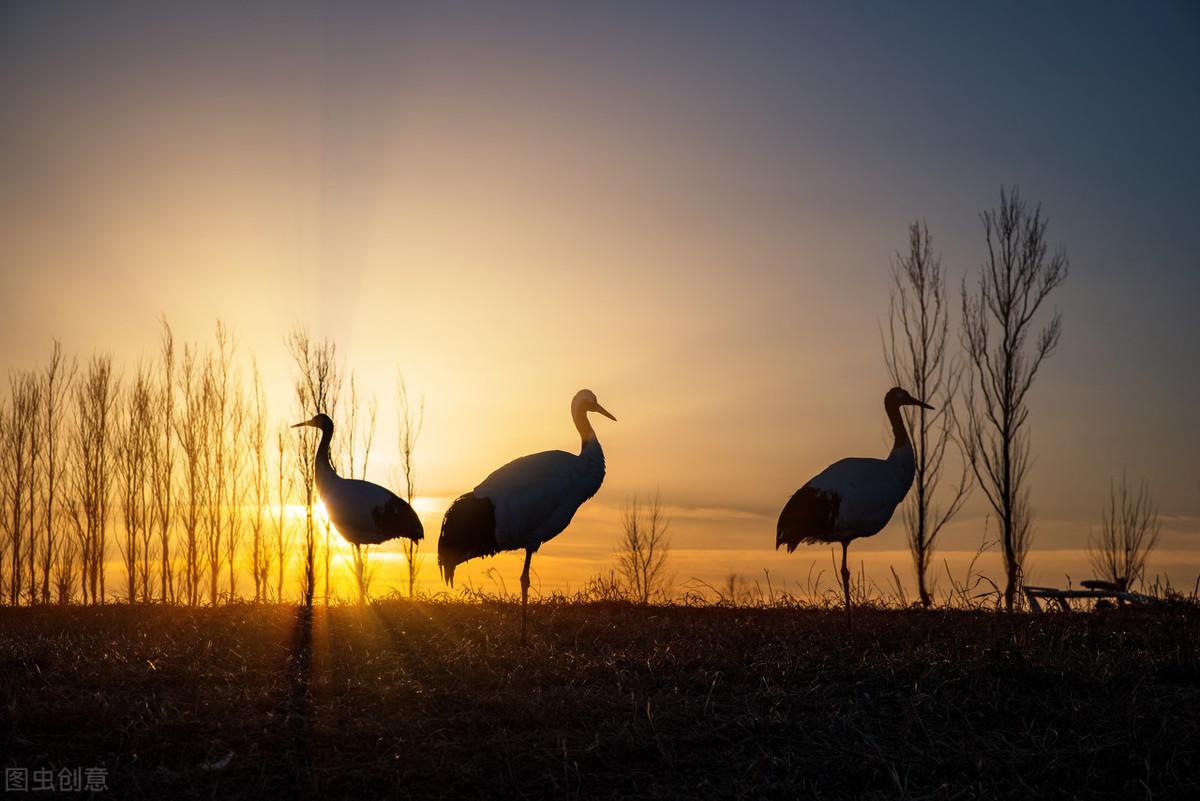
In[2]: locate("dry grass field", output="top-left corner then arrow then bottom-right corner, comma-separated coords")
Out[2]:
2,600 -> 1198,800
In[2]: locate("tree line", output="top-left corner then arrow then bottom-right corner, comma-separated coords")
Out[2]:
0,322 -> 424,607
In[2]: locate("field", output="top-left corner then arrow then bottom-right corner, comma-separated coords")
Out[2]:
2,600 -> 1198,800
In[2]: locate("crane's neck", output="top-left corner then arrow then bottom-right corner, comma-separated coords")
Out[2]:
572,404 -> 597,453
884,399 -> 916,494
885,398 -> 910,453
314,423 -> 336,487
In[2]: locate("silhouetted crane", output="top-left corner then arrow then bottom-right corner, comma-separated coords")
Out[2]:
438,389 -> 616,644
292,414 -> 423,568
776,387 -> 932,620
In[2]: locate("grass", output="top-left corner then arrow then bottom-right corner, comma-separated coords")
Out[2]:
1,600 -> 1198,800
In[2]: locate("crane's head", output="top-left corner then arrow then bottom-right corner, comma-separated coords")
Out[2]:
291,412 -> 334,433
572,388 -> 617,422
886,387 -> 934,410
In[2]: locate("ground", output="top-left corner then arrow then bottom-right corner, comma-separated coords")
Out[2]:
1,601 -> 1198,800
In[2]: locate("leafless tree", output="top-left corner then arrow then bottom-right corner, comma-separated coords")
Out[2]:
117,366 -> 154,602
272,425 -> 295,603
71,355 -> 118,604
149,319 -> 176,603
1089,473 -> 1161,591
396,373 -> 424,599
198,322 -> 240,604
3,372 -> 40,604
286,329 -> 341,608
0,394 -> 9,603
224,379 -> 247,602
616,492 -> 672,604
175,345 -> 206,606
248,363 -> 271,602
40,341 -> 76,604
960,188 -> 1068,611
22,373 -> 43,604
53,525 -> 78,604
883,222 -> 971,607
343,373 -> 378,603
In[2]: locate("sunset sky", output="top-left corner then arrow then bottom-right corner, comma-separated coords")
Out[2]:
2,2 -> 1198,599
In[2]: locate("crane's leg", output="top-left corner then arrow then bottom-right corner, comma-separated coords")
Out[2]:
840,540 -> 852,627
520,549 -> 533,646
352,543 -> 361,604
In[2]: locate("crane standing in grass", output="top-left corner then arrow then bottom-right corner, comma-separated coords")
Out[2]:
292,413 -> 424,576
438,388 -> 617,644
776,387 -> 932,620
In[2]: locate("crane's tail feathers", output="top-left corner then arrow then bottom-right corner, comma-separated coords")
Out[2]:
776,486 -> 841,554
373,496 -> 424,543
437,493 -> 500,587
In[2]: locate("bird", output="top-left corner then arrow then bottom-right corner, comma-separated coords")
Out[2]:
292,413 -> 423,567
438,388 -> 616,643
776,387 -> 932,620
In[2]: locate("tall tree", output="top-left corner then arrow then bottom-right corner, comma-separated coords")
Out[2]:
149,319 -> 177,603
71,355 -> 118,604
176,345 -> 206,606
286,329 -> 341,609
396,373 -> 423,599
883,222 -> 970,607
117,367 -> 154,602
960,188 -> 1068,611
23,373 -> 43,604
3,372 -> 40,604
343,372 -> 378,603
272,425 -> 295,603
248,363 -> 271,602
40,341 -> 76,604
0,396 -> 7,602
200,323 -> 237,604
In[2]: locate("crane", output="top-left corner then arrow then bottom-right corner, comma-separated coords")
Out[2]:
438,388 -> 616,643
776,387 -> 932,620
292,413 -> 423,573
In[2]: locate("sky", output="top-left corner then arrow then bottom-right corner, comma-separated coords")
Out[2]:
1,1 -> 1198,600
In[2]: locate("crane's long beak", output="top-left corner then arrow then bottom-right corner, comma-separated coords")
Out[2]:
594,403 -> 617,422
291,420 -> 312,429
915,400 -> 934,410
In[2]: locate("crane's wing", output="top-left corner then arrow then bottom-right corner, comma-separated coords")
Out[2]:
320,477 -> 423,545
474,449 -> 579,548
804,457 -> 905,536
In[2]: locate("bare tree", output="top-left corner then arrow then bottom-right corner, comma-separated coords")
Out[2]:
616,492 -> 672,604
396,373 -> 424,599
71,355 -> 118,604
248,363 -> 271,602
224,379 -> 247,602
286,329 -> 341,608
117,366 -> 154,603
272,424 -> 295,602
3,372 -> 40,604
23,374 -> 43,604
199,323 -> 238,604
343,373 -> 378,603
0,394 -> 9,602
175,345 -> 206,606
149,319 -> 176,603
53,524 -> 78,604
960,188 -> 1068,611
40,341 -> 76,604
883,222 -> 971,607
1089,473 -> 1161,591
